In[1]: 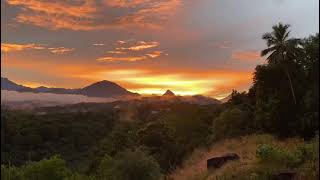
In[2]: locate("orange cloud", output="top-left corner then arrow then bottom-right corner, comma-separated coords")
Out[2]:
97,51 -> 164,62
1,43 -> 45,52
117,41 -> 160,51
105,0 -> 153,8
48,47 -> 75,54
116,41 -> 127,45
6,0 -> 95,18
98,40 -> 164,62
146,51 -> 164,58
6,0 -> 99,31
1,42 -> 75,55
231,50 -> 261,61
108,51 -> 126,54
97,56 -> 148,62
6,0 -> 182,31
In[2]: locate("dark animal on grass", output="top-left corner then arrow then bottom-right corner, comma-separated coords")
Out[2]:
207,153 -> 240,170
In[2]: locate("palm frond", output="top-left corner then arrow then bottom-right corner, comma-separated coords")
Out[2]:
261,46 -> 277,57
267,51 -> 281,64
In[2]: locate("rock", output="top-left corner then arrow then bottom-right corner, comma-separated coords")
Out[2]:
271,171 -> 296,180
207,153 -> 240,170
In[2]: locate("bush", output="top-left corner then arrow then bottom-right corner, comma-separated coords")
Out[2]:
22,155 -> 71,180
255,136 -> 319,169
1,165 -> 23,180
97,149 -> 162,180
1,155 -> 70,180
256,144 -> 302,168
212,107 -> 251,139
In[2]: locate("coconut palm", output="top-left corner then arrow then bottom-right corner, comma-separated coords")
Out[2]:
261,23 -> 301,104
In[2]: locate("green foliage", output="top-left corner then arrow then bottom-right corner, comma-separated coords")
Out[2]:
138,121 -> 182,171
256,144 -> 302,168
97,149 -> 162,180
1,109 -> 115,170
64,173 -> 97,180
1,165 -> 23,180
22,155 -> 71,180
1,156 -> 70,180
97,121 -> 139,158
212,107 -> 252,139
246,27 -> 319,138
256,136 -> 319,170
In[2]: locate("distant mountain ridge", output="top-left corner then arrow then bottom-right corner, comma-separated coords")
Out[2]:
163,90 -> 175,96
220,94 -> 232,103
1,77 -> 33,92
1,77 -> 139,98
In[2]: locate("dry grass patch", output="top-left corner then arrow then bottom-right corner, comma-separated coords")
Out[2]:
169,134 -> 304,180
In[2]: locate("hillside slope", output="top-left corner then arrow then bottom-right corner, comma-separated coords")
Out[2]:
170,134 -> 317,180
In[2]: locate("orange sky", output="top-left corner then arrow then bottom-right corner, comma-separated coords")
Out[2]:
1,0 -> 319,99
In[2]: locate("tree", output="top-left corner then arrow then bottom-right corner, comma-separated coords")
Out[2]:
97,149 -> 162,180
23,155 -> 70,180
261,23 -> 301,104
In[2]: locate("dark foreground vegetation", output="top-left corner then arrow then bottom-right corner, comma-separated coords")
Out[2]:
1,24 -> 319,179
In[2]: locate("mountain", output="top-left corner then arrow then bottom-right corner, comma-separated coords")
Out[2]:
1,77 -> 139,98
163,90 -> 175,96
189,95 -> 221,105
220,94 -> 232,103
1,77 -> 33,92
80,80 -> 139,98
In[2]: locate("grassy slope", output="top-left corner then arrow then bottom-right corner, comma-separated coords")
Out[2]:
169,134 -> 305,180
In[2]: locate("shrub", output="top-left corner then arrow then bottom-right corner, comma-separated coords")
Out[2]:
22,155 -> 71,180
256,144 -> 302,168
1,155 -> 70,180
98,149 -> 162,180
212,107 -> 251,139
1,165 -> 23,180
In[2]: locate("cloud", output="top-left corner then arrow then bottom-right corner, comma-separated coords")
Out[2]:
48,47 -> 75,54
6,0 -> 182,31
1,42 -> 74,55
97,51 -> 164,62
146,51 -> 164,58
93,43 -> 105,46
97,40 -> 164,62
97,56 -> 148,62
1,90 -> 115,106
105,0 -> 182,29
107,51 -> 126,54
231,50 -> 261,61
117,41 -> 160,51
116,41 -> 127,45
1,43 -> 46,52
6,0 -> 98,31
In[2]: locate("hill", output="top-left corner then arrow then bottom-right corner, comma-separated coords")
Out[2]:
1,77 -> 33,92
1,77 -> 139,98
80,80 -> 139,98
170,134 -> 319,180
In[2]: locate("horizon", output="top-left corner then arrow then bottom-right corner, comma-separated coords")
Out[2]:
1,76 -> 230,99
1,0 -> 319,99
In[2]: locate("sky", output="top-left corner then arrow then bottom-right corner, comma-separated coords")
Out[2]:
1,0 -> 319,99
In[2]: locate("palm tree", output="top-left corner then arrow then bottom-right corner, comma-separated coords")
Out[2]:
261,23 -> 301,104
